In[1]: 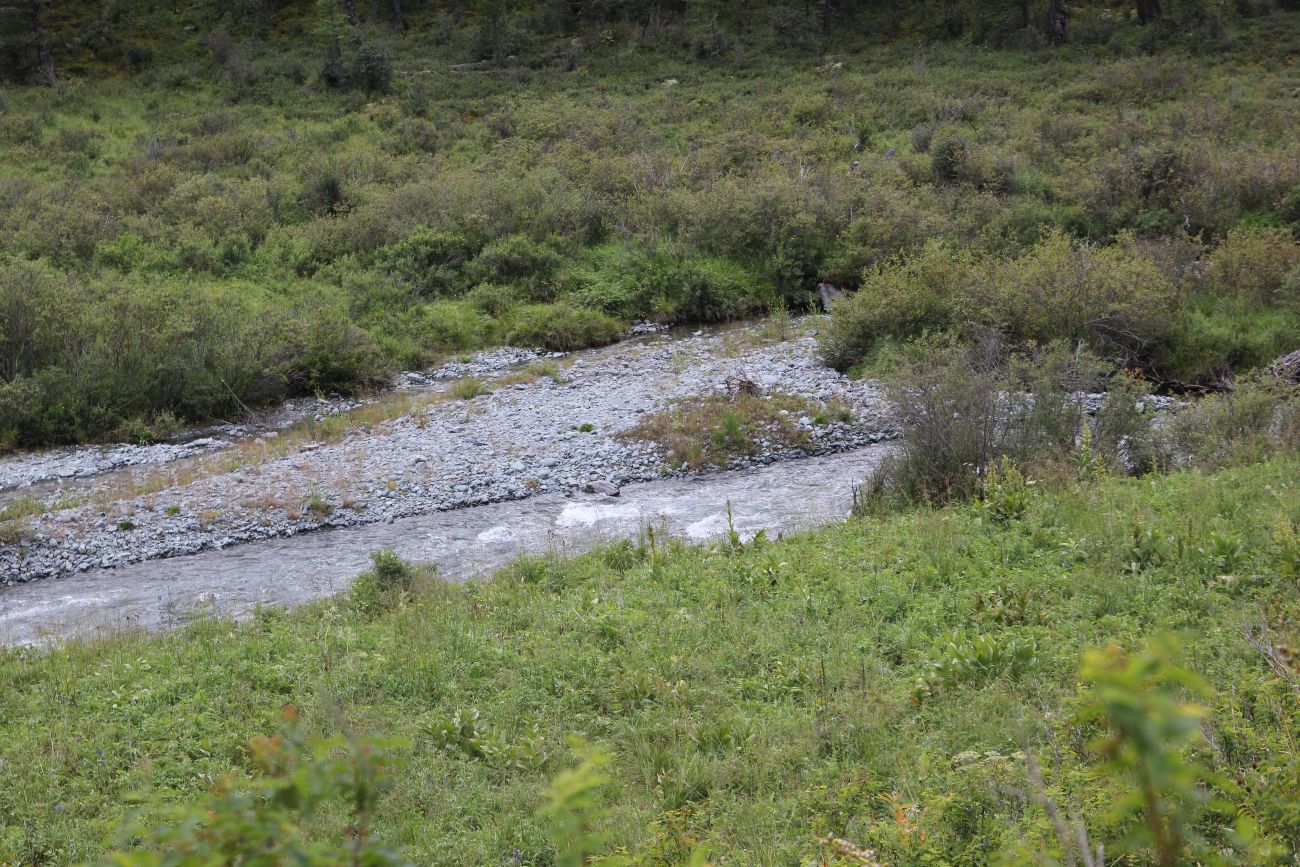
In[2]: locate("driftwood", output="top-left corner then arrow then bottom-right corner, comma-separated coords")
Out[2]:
1266,348 -> 1300,382
725,375 -> 760,397
220,378 -> 256,420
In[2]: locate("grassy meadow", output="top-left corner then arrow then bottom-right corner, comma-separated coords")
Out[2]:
0,456 -> 1297,864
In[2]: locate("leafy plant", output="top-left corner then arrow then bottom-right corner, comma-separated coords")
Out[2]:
972,581 -> 1037,625
1274,518 -> 1300,582
104,706 -> 407,866
914,631 -> 1039,701
1124,515 -> 1169,574
980,457 -> 1031,524
304,490 -> 334,518
711,412 -> 746,451
421,708 -> 547,772
350,549 -> 421,614
1077,641 -> 1216,867
1200,531 -> 1247,577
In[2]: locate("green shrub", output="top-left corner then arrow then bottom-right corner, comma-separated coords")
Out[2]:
304,491 -> 335,518
930,127 -> 971,184
375,227 -> 481,297
467,233 -> 563,297
465,282 -> 520,317
823,193 -> 941,283
565,244 -> 764,323
1165,375 -> 1299,469
298,161 -> 351,216
1156,297 -> 1300,384
0,261 -> 357,445
992,231 -> 1177,360
1203,225 -> 1300,307
857,340 -> 1112,509
116,411 -> 182,445
290,309 -> 387,394
507,303 -> 624,351
350,549 -> 423,615
417,300 -> 501,352
351,35 -> 395,93
819,240 -> 969,370
822,233 -> 1179,372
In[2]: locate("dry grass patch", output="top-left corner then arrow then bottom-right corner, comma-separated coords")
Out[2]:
0,520 -> 36,545
0,494 -> 81,522
623,392 -> 818,468
497,359 -> 569,387
83,391 -> 448,508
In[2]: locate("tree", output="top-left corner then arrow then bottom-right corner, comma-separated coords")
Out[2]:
1047,0 -> 1067,42
1136,0 -> 1162,24
0,0 -> 56,84
476,0 -> 509,60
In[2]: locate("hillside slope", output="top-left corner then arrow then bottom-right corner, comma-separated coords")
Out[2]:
1,3 -> 1298,446
1,457 -> 1297,863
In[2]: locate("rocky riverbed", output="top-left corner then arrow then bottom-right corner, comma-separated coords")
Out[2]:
1,319 -> 895,584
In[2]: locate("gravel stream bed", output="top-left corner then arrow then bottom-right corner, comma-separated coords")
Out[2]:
1,319 -> 895,584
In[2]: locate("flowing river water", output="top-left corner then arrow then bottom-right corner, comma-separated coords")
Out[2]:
0,445 -> 890,646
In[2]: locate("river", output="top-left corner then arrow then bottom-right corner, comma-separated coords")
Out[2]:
0,445 -> 889,646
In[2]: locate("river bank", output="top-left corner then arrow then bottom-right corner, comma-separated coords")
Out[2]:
1,318 -> 894,586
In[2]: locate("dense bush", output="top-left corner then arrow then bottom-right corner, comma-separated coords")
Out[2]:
1162,374 -> 1300,468
822,231 -> 1298,382
1203,225 -> 1300,306
506,303 -> 625,352
818,241 -> 972,369
565,244 -> 766,323
0,257 -> 389,447
858,338 -> 1157,508
375,228 -> 483,297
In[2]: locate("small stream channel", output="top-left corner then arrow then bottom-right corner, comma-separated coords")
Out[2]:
0,445 -> 890,646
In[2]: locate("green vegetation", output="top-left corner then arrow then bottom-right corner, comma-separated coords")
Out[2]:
2,2 -> 1299,446
448,376 -> 490,400
1,457 -> 1296,864
304,490 -> 336,517
857,338 -> 1298,509
526,359 -> 566,384
821,228 -> 1300,385
624,392 -> 820,468
2,3 -> 1299,861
